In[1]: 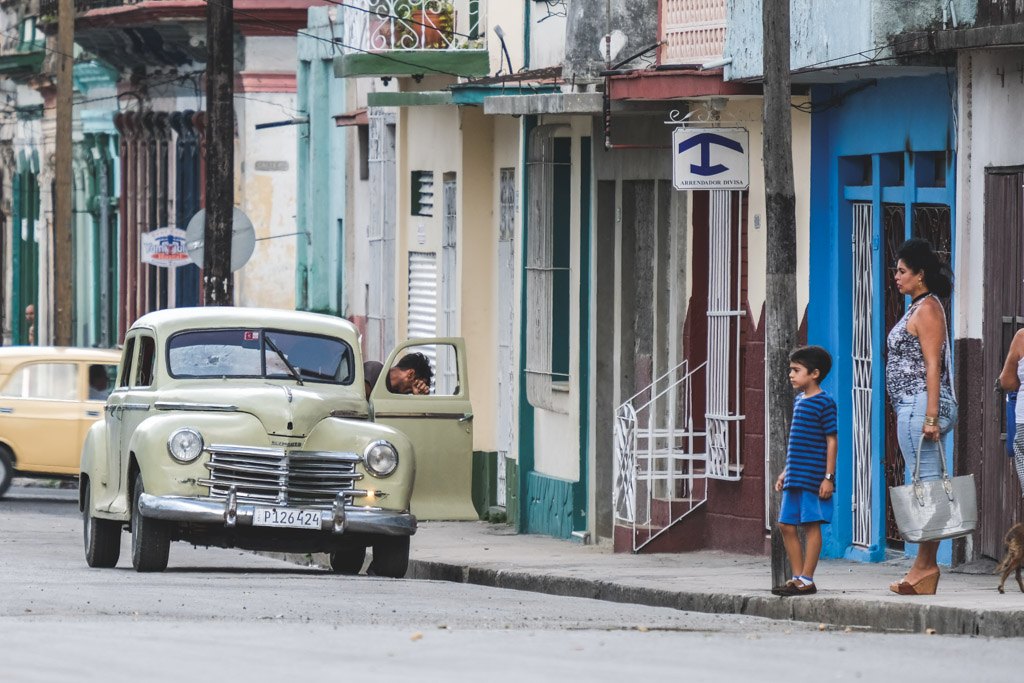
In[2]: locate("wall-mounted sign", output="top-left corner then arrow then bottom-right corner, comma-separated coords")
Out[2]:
141,227 -> 190,267
255,160 -> 289,173
672,127 -> 749,191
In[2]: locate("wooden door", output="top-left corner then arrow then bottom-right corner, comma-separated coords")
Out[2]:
981,169 -> 1024,559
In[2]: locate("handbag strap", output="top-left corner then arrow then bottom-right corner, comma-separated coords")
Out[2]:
914,433 -> 950,484
931,294 -> 957,404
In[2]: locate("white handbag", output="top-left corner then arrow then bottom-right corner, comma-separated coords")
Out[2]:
889,435 -> 977,543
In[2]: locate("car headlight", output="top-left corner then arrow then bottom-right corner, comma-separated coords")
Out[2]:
364,440 -> 398,477
167,428 -> 204,463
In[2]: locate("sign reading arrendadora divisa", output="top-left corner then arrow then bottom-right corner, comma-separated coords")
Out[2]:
672,127 -> 749,191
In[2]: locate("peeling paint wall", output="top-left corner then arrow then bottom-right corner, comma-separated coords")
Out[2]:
725,0 -> 976,81
564,0 -> 659,81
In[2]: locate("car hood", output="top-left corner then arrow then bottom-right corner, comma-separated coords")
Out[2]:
156,384 -> 367,437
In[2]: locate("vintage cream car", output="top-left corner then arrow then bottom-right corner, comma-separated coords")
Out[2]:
80,307 -> 474,577
0,347 -> 119,497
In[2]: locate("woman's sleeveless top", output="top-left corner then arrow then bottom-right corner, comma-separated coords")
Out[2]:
885,295 -> 952,403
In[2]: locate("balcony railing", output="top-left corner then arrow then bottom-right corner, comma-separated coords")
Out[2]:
660,0 -> 726,66
367,0 -> 480,51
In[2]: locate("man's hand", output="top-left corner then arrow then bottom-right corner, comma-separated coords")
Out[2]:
774,473 -> 785,493
819,479 -> 834,500
411,378 -> 430,395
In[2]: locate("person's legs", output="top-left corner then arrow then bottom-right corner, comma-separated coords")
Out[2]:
801,522 -> 822,581
779,523 -> 803,580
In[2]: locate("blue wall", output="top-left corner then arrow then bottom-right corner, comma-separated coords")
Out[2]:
808,74 -> 957,563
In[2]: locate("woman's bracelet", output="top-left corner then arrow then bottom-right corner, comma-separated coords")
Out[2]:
923,415 -> 939,427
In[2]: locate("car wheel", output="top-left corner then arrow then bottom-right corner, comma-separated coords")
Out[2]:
83,481 -> 121,568
329,547 -> 366,575
0,446 -> 13,498
131,473 -> 170,572
369,536 -> 410,579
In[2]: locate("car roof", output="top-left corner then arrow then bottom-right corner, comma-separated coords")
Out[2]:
130,307 -> 360,343
0,346 -> 121,375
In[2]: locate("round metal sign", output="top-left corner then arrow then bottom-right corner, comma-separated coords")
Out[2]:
185,207 -> 256,272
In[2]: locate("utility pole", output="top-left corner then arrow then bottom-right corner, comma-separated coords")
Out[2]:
54,0 -> 74,344
763,0 -> 798,587
204,0 -> 234,305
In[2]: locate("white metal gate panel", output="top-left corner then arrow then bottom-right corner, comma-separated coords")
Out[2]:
706,190 -> 745,480
437,177 -> 458,395
367,108 -> 397,362
407,251 -> 439,370
496,168 -> 517,508
851,202 -> 874,547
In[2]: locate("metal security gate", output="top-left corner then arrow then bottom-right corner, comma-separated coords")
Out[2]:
851,202 -> 874,547
705,190 -> 744,480
496,168 -> 517,508
437,175 -> 458,395
367,108 -> 397,362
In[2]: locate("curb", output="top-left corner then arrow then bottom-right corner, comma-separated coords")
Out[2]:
406,559 -> 1024,638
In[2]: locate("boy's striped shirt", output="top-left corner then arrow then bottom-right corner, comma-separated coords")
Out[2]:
783,391 -> 838,492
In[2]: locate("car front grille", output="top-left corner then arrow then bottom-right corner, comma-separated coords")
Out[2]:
198,444 -> 362,506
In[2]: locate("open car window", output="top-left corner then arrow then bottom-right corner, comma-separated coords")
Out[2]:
382,343 -> 461,397
167,328 -> 354,385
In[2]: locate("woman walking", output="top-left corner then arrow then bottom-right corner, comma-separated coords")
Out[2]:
998,331 -> 1024,495
886,238 -> 957,595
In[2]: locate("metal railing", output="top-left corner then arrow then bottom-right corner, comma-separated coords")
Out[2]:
851,202 -> 874,547
368,0 -> 480,51
614,359 -> 708,552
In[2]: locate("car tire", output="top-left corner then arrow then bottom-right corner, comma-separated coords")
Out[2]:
0,446 -> 13,498
131,473 -> 170,572
329,547 -> 366,575
368,536 -> 410,579
83,482 -> 121,568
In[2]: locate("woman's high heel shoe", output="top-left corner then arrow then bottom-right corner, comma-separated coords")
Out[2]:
889,569 -> 940,595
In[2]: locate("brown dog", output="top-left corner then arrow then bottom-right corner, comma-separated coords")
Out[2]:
997,523 -> 1024,594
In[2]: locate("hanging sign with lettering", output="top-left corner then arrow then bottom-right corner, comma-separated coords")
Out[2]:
672,127 -> 749,190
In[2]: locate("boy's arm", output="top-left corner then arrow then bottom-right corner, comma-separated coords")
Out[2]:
819,434 -> 838,499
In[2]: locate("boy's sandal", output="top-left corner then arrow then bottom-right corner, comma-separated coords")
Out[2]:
776,580 -> 817,597
771,579 -> 800,596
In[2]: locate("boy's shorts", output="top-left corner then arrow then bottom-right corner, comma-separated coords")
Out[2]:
779,488 -> 833,525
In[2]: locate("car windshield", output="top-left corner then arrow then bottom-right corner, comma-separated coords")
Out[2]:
167,328 -> 354,384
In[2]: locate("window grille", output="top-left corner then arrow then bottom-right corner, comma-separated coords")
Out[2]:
525,125 -> 572,412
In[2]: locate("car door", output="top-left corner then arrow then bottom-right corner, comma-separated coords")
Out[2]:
117,334 -> 159,486
370,337 -> 476,520
104,337 -> 137,503
0,361 -> 81,474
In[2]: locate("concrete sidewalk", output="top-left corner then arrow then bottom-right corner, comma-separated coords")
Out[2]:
380,522 -> 1024,637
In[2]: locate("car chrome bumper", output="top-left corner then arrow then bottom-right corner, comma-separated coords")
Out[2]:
137,493 -> 417,536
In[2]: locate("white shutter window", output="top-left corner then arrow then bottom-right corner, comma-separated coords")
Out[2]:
408,251 -> 439,369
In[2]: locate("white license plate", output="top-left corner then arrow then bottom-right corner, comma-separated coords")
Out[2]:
252,506 -> 322,530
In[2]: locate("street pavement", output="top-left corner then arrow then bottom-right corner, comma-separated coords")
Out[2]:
2,484 -> 1024,683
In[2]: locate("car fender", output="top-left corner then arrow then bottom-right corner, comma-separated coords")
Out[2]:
305,418 -> 416,511
127,411 -> 269,498
79,420 -> 109,508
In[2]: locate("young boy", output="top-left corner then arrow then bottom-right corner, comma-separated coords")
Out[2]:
772,345 -> 838,597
